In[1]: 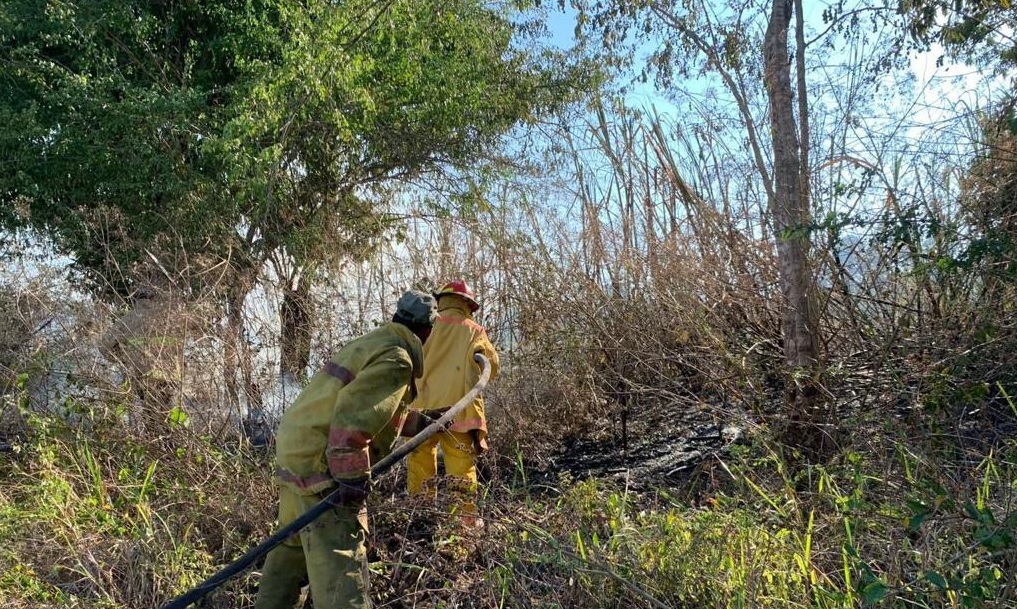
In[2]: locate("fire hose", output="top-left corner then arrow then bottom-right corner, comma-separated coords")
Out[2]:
160,353 -> 492,609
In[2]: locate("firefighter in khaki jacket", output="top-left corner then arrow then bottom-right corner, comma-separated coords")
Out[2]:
255,290 -> 437,609
406,281 -> 500,521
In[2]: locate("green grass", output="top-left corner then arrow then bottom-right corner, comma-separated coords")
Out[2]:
420,429 -> 1017,609
0,401 -> 272,609
3,397 -> 1015,608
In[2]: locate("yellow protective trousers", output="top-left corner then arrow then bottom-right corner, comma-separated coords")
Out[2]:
406,429 -> 478,505
254,487 -> 370,609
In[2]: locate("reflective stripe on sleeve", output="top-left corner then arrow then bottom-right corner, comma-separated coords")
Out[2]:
275,468 -> 334,493
323,362 -> 356,384
328,427 -> 371,449
449,418 -> 486,433
326,446 -> 370,479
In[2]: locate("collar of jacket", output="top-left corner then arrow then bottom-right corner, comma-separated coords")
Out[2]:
387,321 -> 426,378
437,302 -> 472,318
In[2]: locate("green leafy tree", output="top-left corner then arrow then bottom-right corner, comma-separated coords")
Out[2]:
1,0 -> 589,390
1,0 -> 284,295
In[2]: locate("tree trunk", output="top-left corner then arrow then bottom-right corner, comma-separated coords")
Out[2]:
763,0 -> 828,458
280,271 -> 314,381
224,283 -> 246,414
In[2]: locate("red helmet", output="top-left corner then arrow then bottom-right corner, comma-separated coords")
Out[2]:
434,280 -> 480,312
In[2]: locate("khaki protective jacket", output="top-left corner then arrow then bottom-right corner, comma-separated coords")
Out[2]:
412,302 -> 500,447
275,322 -> 424,494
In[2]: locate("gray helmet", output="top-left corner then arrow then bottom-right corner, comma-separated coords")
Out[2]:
395,290 -> 438,326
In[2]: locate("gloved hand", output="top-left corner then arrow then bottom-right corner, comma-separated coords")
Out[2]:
322,477 -> 371,506
470,429 -> 489,455
400,410 -> 426,438
401,410 -> 451,437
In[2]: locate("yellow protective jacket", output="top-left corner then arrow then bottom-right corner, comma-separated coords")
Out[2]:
275,322 -> 424,494
412,302 -> 500,447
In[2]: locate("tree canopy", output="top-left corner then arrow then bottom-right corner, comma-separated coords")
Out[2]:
0,0 -> 589,298
899,0 -> 1017,70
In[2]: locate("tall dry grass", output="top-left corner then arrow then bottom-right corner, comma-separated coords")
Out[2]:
2,101 -> 1017,607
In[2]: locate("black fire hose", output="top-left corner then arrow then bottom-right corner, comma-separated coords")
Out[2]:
160,354 -> 492,609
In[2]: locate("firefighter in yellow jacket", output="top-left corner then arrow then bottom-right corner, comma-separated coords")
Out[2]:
254,290 -> 437,609
406,280 -> 500,517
